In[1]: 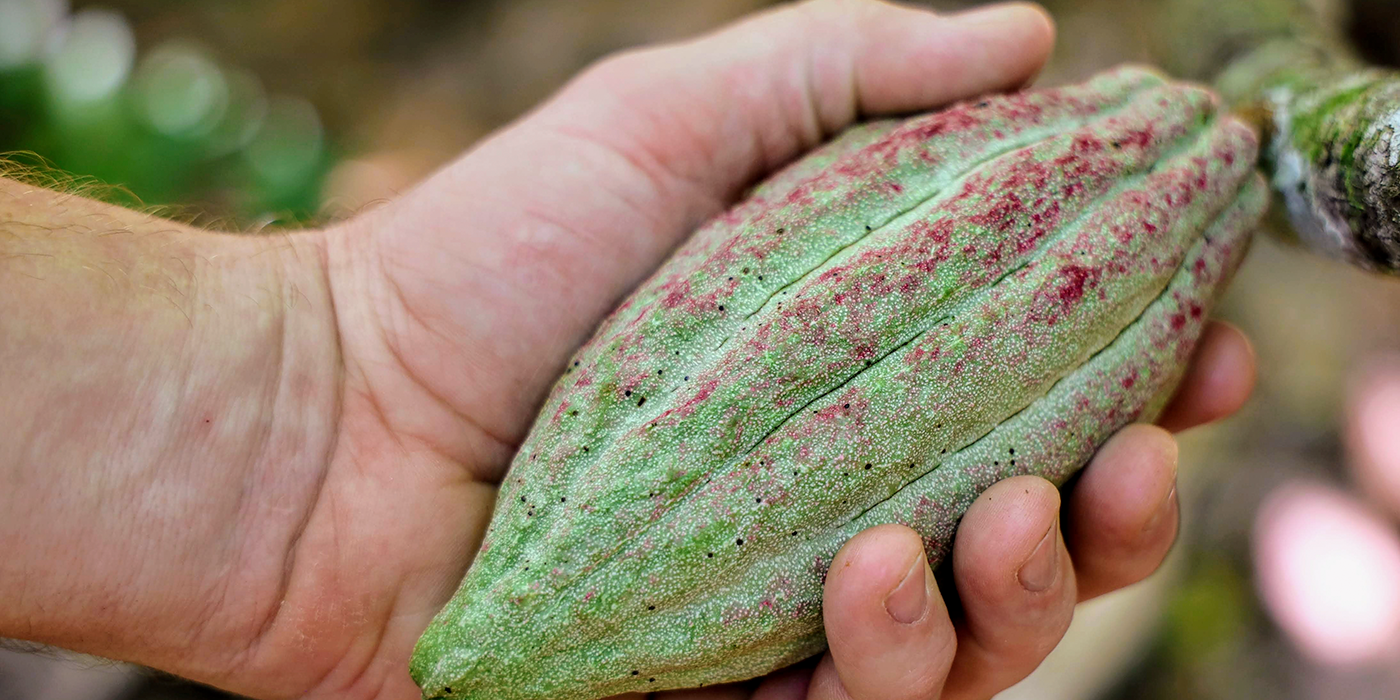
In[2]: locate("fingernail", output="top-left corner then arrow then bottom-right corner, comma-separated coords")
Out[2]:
1018,518 -> 1060,592
884,556 -> 930,624
1143,486 -> 1179,534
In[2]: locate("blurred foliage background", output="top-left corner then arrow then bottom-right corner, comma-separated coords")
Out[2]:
6,0 -> 1400,698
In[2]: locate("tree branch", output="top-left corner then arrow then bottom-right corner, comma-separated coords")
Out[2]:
1153,0 -> 1400,273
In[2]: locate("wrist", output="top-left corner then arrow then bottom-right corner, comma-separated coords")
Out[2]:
0,180 -> 344,683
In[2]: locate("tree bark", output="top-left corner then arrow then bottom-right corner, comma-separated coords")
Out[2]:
1153,0 -> 1400,273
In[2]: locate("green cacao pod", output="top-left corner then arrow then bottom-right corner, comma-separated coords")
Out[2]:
411,65 -> 1267,700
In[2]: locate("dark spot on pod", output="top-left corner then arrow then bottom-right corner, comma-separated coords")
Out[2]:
657,369 -> 663,375
742,267 -> 751,274
569,410 -> 578,417
683,376 -> 689,381
976,100 -> 989,107
649,678 -> 656,683
864,463 -> 872,470
1111,141 -> 1121,149
776,228 -> 785,234
865,225 -> 872,231
573,361 -> 580,367
632,671 -> 640,676
756,497 -> 762,503
940,449 -> 947,454
994,461 -> 1000,466
791,531 -> 798,537
1009,448 -> 1015,454
648,605 -> 656,610
582,446 -> 590,453
707,552 -> 714,558
637,397 -> 647,407
718,305 -> 725,312
843,403 -> 850,409
757,275 -> 763,280
520,496 -> 527,502
736,538 -> 744,546
1011,460 -> 1016,466
560,497 -> 567,503
625,390 -> 633,397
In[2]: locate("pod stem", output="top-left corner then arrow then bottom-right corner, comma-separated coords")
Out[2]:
1152,0 -> 1400,273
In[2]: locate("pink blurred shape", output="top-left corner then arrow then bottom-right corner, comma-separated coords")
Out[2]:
1350,361 -> 1400,515
1255,483 -> 1400,666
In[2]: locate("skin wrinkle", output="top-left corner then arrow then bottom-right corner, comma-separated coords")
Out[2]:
378,281 -> 512,467
236,260 -> 310,671
566,46 -> 791,218
369,231 -> 521,470
147,240 -> 254,672
642,57 -> 754,196
544,122 -> 713,230
796,7 -> 860,141
513,197 -> 653,296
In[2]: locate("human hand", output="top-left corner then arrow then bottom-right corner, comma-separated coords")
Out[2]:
294,0 -> 1253,696
0,2 -> 1256,699
1255,357 -> 1400,666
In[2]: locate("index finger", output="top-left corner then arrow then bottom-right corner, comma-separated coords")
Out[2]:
1155,321 -> 1256,433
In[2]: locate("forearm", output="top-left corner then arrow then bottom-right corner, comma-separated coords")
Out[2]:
0,178 -> 342,678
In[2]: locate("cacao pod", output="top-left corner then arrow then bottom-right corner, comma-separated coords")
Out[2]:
411,65 -> 1267,700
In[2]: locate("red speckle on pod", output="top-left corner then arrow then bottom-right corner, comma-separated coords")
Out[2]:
1055,265 -> 1097,306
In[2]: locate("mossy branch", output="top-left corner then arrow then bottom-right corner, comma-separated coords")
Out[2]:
1153,0 -> 1400,273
